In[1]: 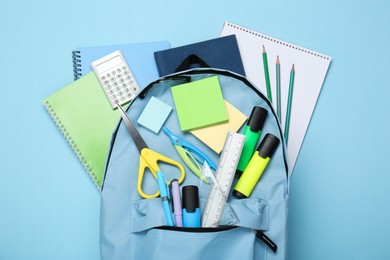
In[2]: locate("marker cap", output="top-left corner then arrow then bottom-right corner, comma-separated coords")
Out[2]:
257,133 -> 280,159
248,106 -> 268,132
182,186 -> 199,213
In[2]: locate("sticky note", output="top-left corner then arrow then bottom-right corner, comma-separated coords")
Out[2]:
137,96 -> 172,134
190,101 -> 247,154
171,76 -> 228,132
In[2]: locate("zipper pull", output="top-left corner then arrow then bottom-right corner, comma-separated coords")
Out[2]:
255,230 -> 277,253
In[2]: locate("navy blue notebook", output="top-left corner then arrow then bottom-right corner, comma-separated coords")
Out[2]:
154,35 -> 245,76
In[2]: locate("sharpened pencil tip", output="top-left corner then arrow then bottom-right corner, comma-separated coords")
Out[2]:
276,56 -> 280,64
292,64 -> 295,71
263,45 -> 266,53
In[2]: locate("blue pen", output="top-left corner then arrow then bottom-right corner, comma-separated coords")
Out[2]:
156,171 -> 174,226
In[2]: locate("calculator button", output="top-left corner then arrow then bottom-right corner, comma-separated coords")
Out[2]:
124,87 -> 130,93
132,86 -> 139,92
127,93 -> 134,98
106,73 -> 111,78
111,94 -> 117,99
119,79 -> 125,84
115,87 -> 121,92
124,70 -> 129,75
101,76 -> 106,81
120,96 -> 126,101
110,77 -> 116,82
126,76 -> 132,81
117,68 -> 122,73
105,84 -> 111,90
122,66 -> 127,71
108,89 -> 115,94
118,91 -> 124,96
104,80 -> 109,85
113,82 -> 118,87
112,70 -> 116,76
114,99 -> 120,104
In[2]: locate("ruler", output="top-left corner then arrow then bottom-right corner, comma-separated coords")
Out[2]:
202,131 -> 245,228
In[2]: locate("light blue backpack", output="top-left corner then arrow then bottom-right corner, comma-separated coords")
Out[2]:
100,68 -> 289,260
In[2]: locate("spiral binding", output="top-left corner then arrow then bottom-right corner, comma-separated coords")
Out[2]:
72,50 -> 82,80
225,22 -> 331,61
44,100 -> 101,189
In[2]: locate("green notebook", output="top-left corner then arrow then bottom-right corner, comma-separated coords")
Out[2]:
44,72 -> 121,189
171,76 -> 228,131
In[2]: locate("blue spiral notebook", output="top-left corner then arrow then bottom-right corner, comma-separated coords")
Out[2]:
72,41 -> 170,87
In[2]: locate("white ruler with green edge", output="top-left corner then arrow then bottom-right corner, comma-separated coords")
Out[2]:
202,131 -> 245,228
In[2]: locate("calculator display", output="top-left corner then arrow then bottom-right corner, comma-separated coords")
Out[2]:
95,56 -> 123,74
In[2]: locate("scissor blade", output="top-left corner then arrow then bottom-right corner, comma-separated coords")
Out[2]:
116,103 -> 148,152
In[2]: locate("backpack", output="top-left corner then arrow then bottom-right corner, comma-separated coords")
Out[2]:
100,67 -> 289,260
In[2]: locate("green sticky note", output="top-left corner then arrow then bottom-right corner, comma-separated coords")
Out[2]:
171,76 -> 228,131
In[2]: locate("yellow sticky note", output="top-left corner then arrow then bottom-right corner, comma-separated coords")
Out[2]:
190,101 -> 247,154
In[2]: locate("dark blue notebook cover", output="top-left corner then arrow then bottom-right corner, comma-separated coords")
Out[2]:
154,35 -> 245,76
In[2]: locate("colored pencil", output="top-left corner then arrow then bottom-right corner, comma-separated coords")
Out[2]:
276,56 -> 281,121
262,46 -> 272,103
284,64 -> 295,144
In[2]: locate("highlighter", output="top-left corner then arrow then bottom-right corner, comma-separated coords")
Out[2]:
233,133 -> 280,199
182,185 -> 200,228
236,106 -> 268,175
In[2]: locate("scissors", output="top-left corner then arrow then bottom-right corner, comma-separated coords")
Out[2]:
162,127 -> 216,184
116,104 -> 185,199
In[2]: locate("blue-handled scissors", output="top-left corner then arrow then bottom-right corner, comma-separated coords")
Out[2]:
162,127 -> 216,184
117,104 -> 185,199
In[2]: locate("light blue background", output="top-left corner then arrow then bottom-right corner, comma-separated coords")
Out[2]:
1,0 -> 389,259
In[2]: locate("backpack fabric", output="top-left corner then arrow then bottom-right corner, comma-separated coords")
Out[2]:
100,68 -> 289,260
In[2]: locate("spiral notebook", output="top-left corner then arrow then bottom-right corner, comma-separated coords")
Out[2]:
72,41 -> 170,83
45,41 -> 170,189
221,22 -> 332,175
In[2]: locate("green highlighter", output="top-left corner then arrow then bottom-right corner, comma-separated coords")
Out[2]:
236,106 -> 268,174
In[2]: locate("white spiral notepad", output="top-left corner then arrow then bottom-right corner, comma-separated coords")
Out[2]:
221,22 -> 332,176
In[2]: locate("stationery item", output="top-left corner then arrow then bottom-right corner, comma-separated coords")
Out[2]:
190,100 -> 247,154
276,56 -> 281,120
170,179 -> 183,227
162,127 -> 216,184
284,64 -> 295,144
234,133 -> 280,199
46,42 -> 169,189
221,22 -> 332,175
182,185 -> 201,228
157,171 -> 174,226
236,106 -> 268,174
202,132 -> 245,228
137,97 -> 172,134
44,73 -> 121,188
116,104 -> 185,199
201,162 -> 239,225
262,46 -> 273,102
154,35 -> 245,76
72,41 -> 170,83
91,50 -> 140,109
171,76 -> 228,132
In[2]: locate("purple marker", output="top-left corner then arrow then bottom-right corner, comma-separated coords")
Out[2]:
170,179 -> 183,227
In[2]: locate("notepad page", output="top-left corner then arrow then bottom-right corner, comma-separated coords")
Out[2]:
221,22 -> 331,176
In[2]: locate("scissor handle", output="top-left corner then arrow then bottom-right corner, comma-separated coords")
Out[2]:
137,148 -> 186,199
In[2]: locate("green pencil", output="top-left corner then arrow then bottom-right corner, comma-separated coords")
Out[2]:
276,56 -> 281,121
262,46 -> 272,103
284,64 -> 295,144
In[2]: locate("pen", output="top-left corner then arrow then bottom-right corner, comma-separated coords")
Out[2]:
170,179 -> 183,227
284,64 -> 295,144
262,45 -> 272,103
156,171 -> 174,226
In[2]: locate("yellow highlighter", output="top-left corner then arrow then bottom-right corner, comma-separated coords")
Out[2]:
233,133 -> 280,199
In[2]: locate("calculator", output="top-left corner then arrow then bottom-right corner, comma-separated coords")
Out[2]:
91,50 -> 140,109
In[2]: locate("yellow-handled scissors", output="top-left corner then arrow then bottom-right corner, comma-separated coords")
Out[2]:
117,104 -> 185,199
